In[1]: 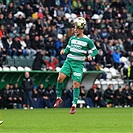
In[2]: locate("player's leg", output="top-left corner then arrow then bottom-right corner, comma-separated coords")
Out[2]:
54,60 -> 71,108
54,72 -> 67,108
70,81 -> 81,114
70,62 -> 83,114
56,72 -> 67,98
73,81 -> 81,106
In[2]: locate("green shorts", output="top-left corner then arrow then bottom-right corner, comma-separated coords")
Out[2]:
60,59 -> 84,82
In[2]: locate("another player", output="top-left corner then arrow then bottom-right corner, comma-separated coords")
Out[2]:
0,121 -> 3,125
54,17 -> 98,114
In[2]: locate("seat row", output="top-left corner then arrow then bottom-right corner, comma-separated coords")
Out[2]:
5,55 -> 35,68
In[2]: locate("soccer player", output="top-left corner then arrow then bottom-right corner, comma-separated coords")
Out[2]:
54,17 -> 98,114
0,121 -> 3,125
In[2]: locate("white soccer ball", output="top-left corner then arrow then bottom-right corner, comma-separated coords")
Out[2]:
74,17 -> 86,29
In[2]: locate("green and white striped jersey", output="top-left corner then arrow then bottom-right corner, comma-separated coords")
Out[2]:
64,35 -> 98,62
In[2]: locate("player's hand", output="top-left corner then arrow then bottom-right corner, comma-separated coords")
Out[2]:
87,55 -> 92,61
60,49 -> 65,55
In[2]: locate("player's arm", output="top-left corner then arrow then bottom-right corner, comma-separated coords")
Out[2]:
87,39 -> 98,60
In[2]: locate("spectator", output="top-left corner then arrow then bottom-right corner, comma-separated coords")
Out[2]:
13,34 -> 23,56
62,16 -> 70,32
58,52 -> 67,67
95,49 -> 105,67
86,60 -> 96,71
129,86 -> 133,107
0,14 -> 6,26
34,19 -> 43,36
114,86 -> 123,107
103,8 -> 112,20
2,34 -> 17,56
8,2 -> 15,14
37,83 -> 46,108
126,61 -> 133,82
104,84 -> 114,107
108,26 -> 114,40
128,51 -> 133,62
2,84 -> 9,109
21,72 -> 34,109
57,6 -> 65,18
112,49 -> 124,70
45,36 -> 56,57
19,34 -> 29,56
49,85 -> 57,107
122,85 -> 132,107
123,37 -> 132,56
55,34 -> 64,56
0,46 -> 6,67
56,16 -> 65,34
113,28 -> 122,40
99,27 -> 110,39
13,83 -> 23,109
24,3 -> 33,18
79,85 -> 86,100
32,50 -> 46,70
31,35 -> 40,51
25,34 -> 36,56
5,13 -> 15,33
44,56 -> 58,71
110,0 -> 126,11
15,14 -> 26,34
29,24 -> 39,40
61,87 -> 71,108
86,84 -> 107,108
37,83 -> 51,108
72,0 -> 82,12
39,35 -> 45,51
67,86 -> 73,107
32,86 -> 40,108
101,38 -> 109,56
90,29 -> 101,42
44,84 -> 54,108
2,84 -> 13,109
113,39 -> 125,56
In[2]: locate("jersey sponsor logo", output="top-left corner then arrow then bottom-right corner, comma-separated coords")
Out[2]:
73,72 -> 81,76
71,39 -> 87,47
71,44 -> 82,49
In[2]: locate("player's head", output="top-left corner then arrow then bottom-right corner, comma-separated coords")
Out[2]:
74,17 -> 86,36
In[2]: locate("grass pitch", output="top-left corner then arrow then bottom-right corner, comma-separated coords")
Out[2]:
0,108 -> 133,133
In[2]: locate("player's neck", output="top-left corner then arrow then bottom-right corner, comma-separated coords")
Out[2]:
77,33 -> 84,38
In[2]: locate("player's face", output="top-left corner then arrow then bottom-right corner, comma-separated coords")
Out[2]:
74,26 -> 83,36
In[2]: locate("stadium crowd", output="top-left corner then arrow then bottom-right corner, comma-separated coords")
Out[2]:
0,0 -> 133,73
0,0 -> 133,108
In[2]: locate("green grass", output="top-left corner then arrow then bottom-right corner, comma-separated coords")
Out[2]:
0,108 -> 133,133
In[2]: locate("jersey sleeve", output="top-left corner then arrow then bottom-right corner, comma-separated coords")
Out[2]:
88,39 -> 98,57
64,37 -> 72,54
